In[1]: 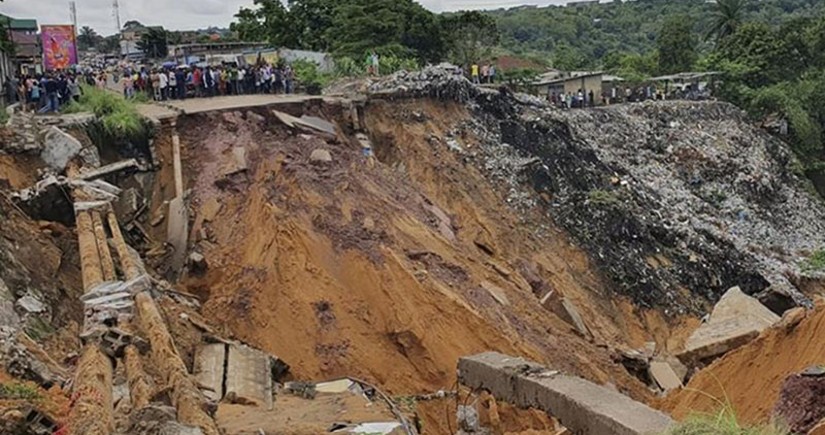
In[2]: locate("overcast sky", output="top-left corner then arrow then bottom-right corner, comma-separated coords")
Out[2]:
0,0 -> 568,35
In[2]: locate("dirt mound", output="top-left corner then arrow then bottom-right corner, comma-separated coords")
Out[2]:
774,368 -> 825,434
661,303 -> 825,424
165,103 -> 669,406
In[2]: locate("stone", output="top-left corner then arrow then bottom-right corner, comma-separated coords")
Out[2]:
40,126 -> 82,171
188,252 -> 208,273
0,278 -> 20,328
458,352 -> 675,435
78,146 -> 101,169
541,293 -> 591,340
226,344 -> 274,410
678,287 -> 779,365
167,197 -> 189,274
777,307 -> 806,331
115,188 -> 142,223
223,147 -> 248,176
438,221 -> 457,242
310,149 -> 333,163
649,360 -> 683,392
480,281 -> 509,306
314,378 -> 355,394
15,294 -> 46,314
195,343 -> 226,402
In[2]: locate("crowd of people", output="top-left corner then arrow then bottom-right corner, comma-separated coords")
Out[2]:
3,71 -> 109,113
119,63 -> 297,101
468,63 -> 497,84
547,82 -> 710,109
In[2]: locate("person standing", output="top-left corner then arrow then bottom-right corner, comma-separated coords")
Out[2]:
481,64 -> 489,84
29,77 -> 41,112
489,65 -> 496,84
122,73 -> 134,99
168,70 -> 177,99
237,67 -> 246,95
588,89 -> 595,107
175,68 -> 186,100
285,65 -> 294,94
39,74 -> 60,113
274,66 -> 283,94
68,76 -> 81,103
371,52 -> 380,76
471,63 -> 480,84
159,69 -> 169,101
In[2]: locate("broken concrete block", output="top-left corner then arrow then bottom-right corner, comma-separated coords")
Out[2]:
480,281 -> 509,306
15,294 -> 46,314
310,149 -> 333,163
195,343 -> 226,402
226,344 -> 274,410
314,378 -> 355,394
649,360 -> 683,392
679,287 -> 779,364
224,147 -> 248,176
115,188 -> 142,223
0,278 -> 20,328
458,352 -> 675,435
167,197 -> 189,274
41,126 -> 82,171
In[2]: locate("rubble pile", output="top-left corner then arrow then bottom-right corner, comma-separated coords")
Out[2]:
451,92 -> 825,313
368,66 -> 481,103
0,111 -> 94,155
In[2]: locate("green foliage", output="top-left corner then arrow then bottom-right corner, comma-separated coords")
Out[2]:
489,0 -> 822,65
604,51 -> 658,83
706,0 -> 748,44
667,407 -> 787,435
64,86 -> 146,137
291,59 -> 332,95
137,27 -> 169,59
802,248 -> 825,272
77,26 -> 100,51
333,56 -> 363,77
440,11 -> 500,67
657,15 -> 698,74
378,55 -> 419,75
233,0 -> 443,63
0,382 -> 41,401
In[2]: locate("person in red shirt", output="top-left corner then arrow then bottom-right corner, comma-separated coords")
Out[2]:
193,67 -> 202,97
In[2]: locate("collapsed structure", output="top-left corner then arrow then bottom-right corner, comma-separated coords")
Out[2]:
0,66 -> 824,433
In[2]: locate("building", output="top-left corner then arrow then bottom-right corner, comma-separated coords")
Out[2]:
532,71 -> 604,101
1,15 -> 41,74
120,22 -> 163,61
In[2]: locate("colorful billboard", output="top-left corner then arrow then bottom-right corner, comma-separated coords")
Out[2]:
41,25 -> 78,70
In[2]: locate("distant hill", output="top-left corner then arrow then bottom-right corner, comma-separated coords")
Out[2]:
486,0 -> 824,67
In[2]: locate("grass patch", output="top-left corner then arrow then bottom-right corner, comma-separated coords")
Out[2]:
0,382 -> 41,401
64,85 -> 145,137
802,248 -> 825,272
588,189 -> 620,205
667,406 -> 788,435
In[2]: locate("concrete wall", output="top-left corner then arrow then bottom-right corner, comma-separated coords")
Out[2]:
458,352 -> 674,435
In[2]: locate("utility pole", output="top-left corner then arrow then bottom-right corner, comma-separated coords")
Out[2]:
69,1 -> 79,62
112,0 -> 121,34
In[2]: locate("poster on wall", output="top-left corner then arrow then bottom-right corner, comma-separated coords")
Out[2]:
41,25 -> 78,70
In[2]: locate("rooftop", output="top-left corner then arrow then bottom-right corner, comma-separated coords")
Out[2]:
0,15 -> 38,30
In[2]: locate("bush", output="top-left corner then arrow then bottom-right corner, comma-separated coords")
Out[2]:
802,248 -> 825,272
292,59 -> 333,95
0,382 -> 41,401
668,407 -> 788,435
64,85 -> 145,137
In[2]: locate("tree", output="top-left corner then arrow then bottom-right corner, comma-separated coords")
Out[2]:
137,28 -> 169,59
99,35 -> 120,54
440,11 -> 499,67
706,0 -> 748,43
230,0 -> 294,47
77,26 -> 99,50
657,15 -> 697,74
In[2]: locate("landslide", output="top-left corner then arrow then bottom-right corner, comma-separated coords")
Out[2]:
661,304 -> 825,424
173,103 -> 662,401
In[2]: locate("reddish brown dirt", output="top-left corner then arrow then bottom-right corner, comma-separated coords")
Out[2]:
660,302 -> 825,425
132,100 -> 708,434
0,153 -> 40,190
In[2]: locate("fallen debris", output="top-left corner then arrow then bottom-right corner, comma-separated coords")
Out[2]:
678,287 -> 779,365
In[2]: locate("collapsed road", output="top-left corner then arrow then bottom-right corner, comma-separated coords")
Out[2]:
0,66 -> 823,434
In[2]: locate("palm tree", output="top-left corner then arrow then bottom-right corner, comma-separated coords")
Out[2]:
78,26 -> 99,50
706,0 -> 748,43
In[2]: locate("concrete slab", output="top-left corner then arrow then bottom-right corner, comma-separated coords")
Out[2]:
167,197 -> 189,273
458,352 -> 674,435
195,343 -> 226,401
480,281 -> 510,306
41,126 -> 82,171
649,361 -> 682,392
315,378 -> 355,394
226,344 -> 273,410
679,287 -> 779,364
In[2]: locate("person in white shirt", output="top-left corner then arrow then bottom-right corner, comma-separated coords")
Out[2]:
168,70 -> 177,99
237,68 -> 246,94
158,70 -> 169,101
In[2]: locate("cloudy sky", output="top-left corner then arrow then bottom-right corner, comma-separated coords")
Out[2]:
0,0 -> 568,35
